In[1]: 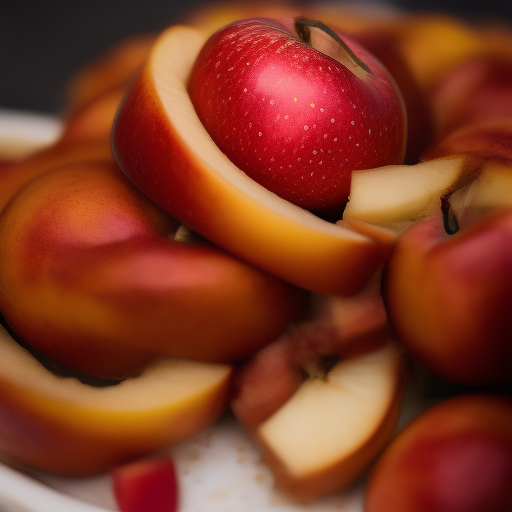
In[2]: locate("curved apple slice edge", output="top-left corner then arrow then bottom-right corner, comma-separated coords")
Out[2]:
253,341 -> 406,499
0,324 -> 232,433
113,25 -> 396,295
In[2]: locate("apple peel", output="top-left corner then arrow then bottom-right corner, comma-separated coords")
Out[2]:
0,324 -> 232,475
113,25 -> 395,295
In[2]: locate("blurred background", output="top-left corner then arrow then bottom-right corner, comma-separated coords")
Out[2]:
1,0 -> 512,115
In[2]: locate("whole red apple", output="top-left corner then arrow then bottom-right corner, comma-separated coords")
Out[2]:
365,393 -> 512,512
383,208 -> 512,385
188,17 -> 406,214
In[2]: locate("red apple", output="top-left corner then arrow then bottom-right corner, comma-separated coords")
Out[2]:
112,456 -> 178,512
187,17 -> 406,214
112,23 -> 396,296
383,208 -> 512,385
365,393 -> 512,512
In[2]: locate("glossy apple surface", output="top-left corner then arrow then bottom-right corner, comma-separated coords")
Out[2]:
112,24 -> 396,295
0,160 -> 302,378
383,208 -> 512,385
0,324 -> 231,475
188,17 -> 406,214
365,393 -> 512,512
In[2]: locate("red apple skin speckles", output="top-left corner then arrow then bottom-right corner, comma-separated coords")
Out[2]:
188,17 -> 406,214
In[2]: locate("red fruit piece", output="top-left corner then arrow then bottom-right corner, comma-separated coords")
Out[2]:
112,456 -> 178,512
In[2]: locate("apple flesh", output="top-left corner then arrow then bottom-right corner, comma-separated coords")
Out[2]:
112,456 -> 178,512
0,160 -> 302,378
112,24 -> 396,295
187,17 -> 406,214
232,340 -> 407,501
343,154 -> 479,230
383,207 -> 512,386
0,324 -> 231,475
365,393 -> 512,512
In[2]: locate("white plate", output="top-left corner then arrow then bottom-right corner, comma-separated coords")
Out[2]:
0,108 -> 422,512
0,108 -> 63,161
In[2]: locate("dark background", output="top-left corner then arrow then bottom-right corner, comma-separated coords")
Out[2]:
1,0 -> 511,115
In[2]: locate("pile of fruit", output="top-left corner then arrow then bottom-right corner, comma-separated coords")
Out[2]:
1,2 -> 512,511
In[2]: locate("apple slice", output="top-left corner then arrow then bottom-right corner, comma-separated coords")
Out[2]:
0,138 -> 113,215
251,341 -> 406,501
343,155 -> 480,229
112,456 -> 178,512
112,25 -> 395,295
0,324 -> 231,475
0,160 -> 302,378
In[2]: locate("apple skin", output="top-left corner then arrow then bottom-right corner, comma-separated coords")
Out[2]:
347,28 -> 434,164
112,24 -> 395,296
422,118 -> 512,164
365,393 -> 512,512
0,138 -> 113,216
383,209 -> 512,385
112,456 -> 178,512
187,17 -> 406,214
0,160 -> 303,378
0,324 -> 232,475
59,86 -> 125,144
430,57 -> 512,139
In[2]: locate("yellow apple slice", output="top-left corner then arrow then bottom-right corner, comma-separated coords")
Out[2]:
0,324 -> 231,475
254,341 -> 406,501
112,25 -> 395,295
343,155 -> 479,229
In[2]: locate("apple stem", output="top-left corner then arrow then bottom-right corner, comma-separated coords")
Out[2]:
441,197 -> 460,235
294,17 -> 372,75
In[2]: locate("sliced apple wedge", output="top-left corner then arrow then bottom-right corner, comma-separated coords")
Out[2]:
343,155 -> 480,229
252,341 -> 406,502
0,324 -> 231,475
112,25 -> 394,295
